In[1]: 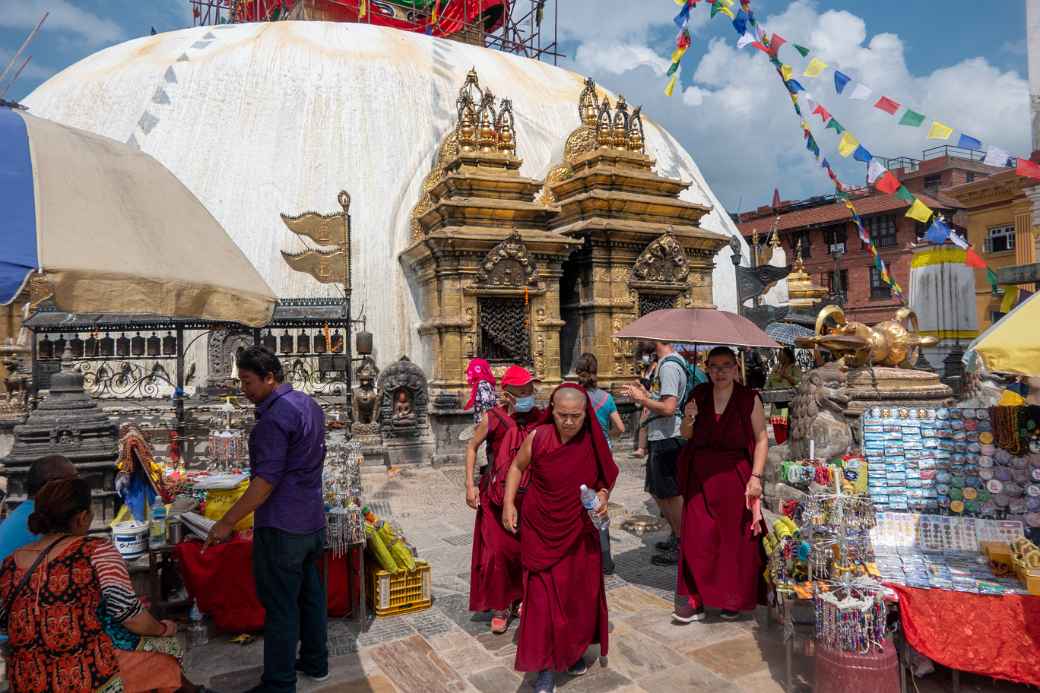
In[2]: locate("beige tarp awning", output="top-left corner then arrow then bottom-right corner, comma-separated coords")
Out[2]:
19,111 -> 275,326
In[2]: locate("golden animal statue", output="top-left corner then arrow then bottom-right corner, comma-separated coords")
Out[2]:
795,305 -> 938,368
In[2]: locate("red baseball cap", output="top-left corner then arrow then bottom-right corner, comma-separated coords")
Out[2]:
500,365 -> 536,387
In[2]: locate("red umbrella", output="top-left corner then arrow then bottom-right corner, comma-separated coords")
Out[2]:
612,309 -> 781,349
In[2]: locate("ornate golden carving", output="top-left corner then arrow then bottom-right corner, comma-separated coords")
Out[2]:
280,191 -> 351,288
477,88 -> 498,152
611,96 -> 630,149
473,232 -> 538,288
496,98 -> 516,155
578,77 -> 598,126
596,97 -> 614,148
631,231 -> 690,284
627,106 -> 645,153
796,306 -> 939,368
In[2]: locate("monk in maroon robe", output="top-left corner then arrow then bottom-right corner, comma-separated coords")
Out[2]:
503,384 -> 619,693
465,365 -> 543,633
674,346 -> 768,622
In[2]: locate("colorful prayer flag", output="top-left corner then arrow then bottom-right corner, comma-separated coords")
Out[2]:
838,131 -> 860,157
826,118 -> 845,135
1016,157 -> 1040,180
853,145 -> 873,163
875,171 -> 901,194
780,64 -> 793,81
834,70 -> 851,94
803,57 -> 828,78
732,9 -> 747,35
894,186 -> 915,203
665,72 -> 679,97
986,269 -> 999,290
812,104 -> 831,122
674,2 -> 692,28
906,198 -> 933,223
807,135 -> 820,157
786,79 -> 805,93
949,231 -> 969,250
957,133 -> 982,150
965,248 -> 987,269
874,96 -> 900,115
737,32 -> 755,49
928,121 -> 953,140
849,83 -> 872,101
898,109 -> 925,127
984,146 -> 1010,167
768,33 -> 786,56
925,218 -> 951,245
867,159 -> 887,184
794,44 -> 810,58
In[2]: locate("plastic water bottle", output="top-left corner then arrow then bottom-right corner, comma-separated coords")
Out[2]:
580,484 -> 609,530
187,602 -> 208,648
149,503 -> 167,549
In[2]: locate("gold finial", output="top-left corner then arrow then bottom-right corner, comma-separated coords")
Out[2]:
477,88 -> 498,152
495,98 -> 516,155
457,92 -> 478,151
612,95 -> 630,149
596,96 -> 613,148
769,218 -> 781,248
578,77 -> 599,126
795,238 -> 804,267
627,105 -> 645,153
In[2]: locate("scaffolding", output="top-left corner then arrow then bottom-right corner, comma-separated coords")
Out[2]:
188,0 -> 561,64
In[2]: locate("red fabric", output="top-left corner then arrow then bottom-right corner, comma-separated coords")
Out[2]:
464,358 -> 495,411
964,248 -> 988,269
469,407 -> 542,612
1016,157 -> 1040,181
874,96 -> 900,115
889,584 -> 1040,688
175,539 -> 358,633
676,382 -> 764,612
875,171 -> 902,195
812,104 -> 832,122
515,389 -> 618,672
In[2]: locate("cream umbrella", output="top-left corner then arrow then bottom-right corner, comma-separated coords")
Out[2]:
1,107 -> 275,327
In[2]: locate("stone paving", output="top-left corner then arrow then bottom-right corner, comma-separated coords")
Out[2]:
184,451 -> 1032,693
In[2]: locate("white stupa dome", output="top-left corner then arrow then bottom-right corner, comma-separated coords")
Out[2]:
24,22 -> 745,371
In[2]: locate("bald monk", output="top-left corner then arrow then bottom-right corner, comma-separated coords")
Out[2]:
503,384 -> 619,693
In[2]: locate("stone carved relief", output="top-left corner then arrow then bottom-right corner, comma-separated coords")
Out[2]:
473,234 -> 538,288
377,356 -> 429,440
631,232 -> 691,285
206,328 -> 254,393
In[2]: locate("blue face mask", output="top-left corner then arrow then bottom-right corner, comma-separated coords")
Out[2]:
513,395 -> 535,413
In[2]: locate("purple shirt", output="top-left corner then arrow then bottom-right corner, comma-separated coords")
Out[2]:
249,383 -> 327,533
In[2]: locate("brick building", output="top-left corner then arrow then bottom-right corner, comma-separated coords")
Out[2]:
737,146 -> 1006,324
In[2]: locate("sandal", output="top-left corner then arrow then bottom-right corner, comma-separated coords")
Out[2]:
490,611 -> 509,634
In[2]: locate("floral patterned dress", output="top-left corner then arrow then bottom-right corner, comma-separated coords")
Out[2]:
0,536 -> 123,692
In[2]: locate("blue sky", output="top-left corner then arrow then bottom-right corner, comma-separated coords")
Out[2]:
2,1 -> 1032,207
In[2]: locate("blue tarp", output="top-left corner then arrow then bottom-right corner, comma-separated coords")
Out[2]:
0,108 -> 38,304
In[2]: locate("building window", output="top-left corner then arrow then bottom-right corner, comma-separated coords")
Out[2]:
870,266 -> 892,299
966,172 -> 976,183
923,174 -> 942,193
791,230 -> 812,258
864,215 -> 898,249
984,225 -> 1015,253
638,293 -> 676,316
822,226 -> 847,255
478,297 -> 531,365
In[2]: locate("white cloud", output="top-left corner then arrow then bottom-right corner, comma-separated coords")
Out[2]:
0,48 -> 55,85
0,0 -> 124,46
563,0 -> 1030,211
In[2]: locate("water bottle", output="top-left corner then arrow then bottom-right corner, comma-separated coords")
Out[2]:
187,601 -> 208,648
580,484 -> 608,530
149,503 -> 167,549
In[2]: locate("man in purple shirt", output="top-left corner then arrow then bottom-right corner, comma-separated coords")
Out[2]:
205,346 -> 328,692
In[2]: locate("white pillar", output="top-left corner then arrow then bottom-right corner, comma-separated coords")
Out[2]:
1028,0 -> 1040,153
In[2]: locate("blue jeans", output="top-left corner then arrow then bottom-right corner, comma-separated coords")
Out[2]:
253,527 -> 328,692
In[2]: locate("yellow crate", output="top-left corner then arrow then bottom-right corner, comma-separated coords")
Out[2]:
368,559 -> 432,616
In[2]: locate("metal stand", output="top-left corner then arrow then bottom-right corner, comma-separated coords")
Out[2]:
322,540 -> 368,632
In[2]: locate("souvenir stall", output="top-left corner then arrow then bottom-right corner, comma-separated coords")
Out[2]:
767,402 -> 1040,691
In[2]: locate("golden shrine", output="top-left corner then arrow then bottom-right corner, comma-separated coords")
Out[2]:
399,72 -> 731,401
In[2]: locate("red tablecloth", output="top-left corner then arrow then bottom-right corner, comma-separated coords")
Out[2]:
889,584 -> 1040,688
175,538 -> 360,633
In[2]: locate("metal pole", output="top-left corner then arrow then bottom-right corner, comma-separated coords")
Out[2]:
0,12 -> 47,95
175,325 -> 185,451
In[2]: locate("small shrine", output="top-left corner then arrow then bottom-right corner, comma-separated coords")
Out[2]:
3,349 -> 119,519
376,356 -> 433,466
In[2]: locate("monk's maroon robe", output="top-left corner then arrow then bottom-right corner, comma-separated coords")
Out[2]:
468,407 -> 541,612
515,389 -> 618,673
676,382 -> 764,612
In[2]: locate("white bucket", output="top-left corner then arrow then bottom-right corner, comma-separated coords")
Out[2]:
112,522 -> 149,560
